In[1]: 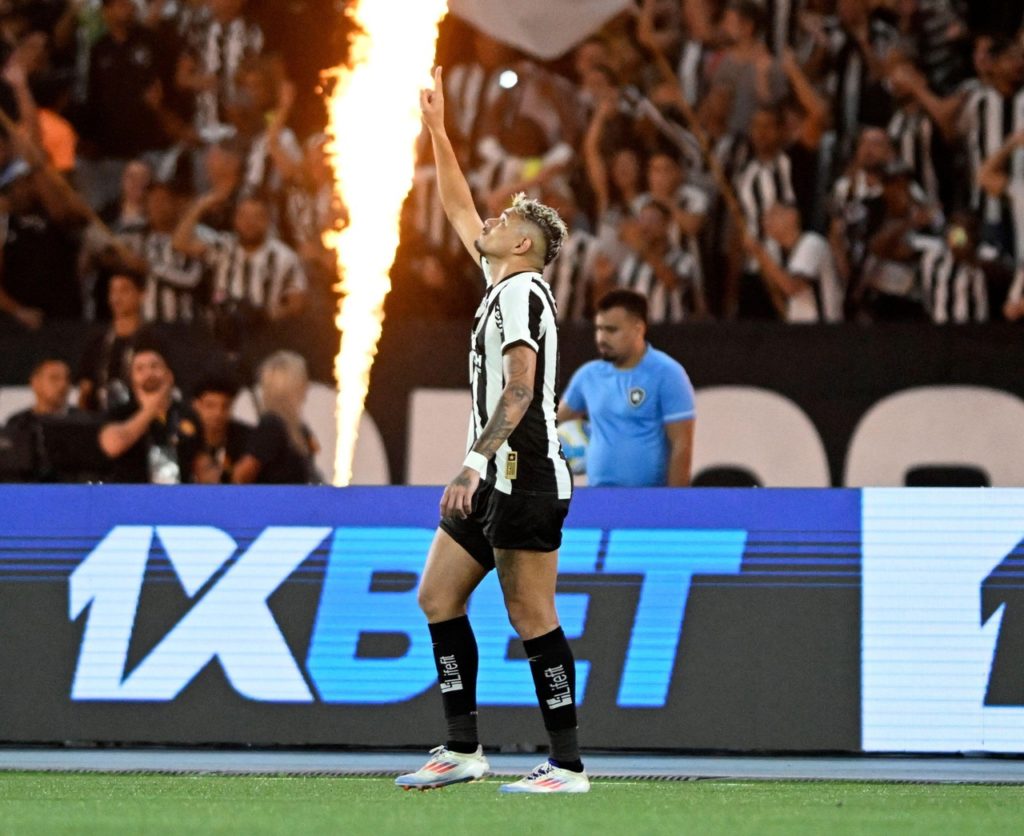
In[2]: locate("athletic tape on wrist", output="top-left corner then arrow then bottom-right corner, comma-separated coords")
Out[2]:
462,451 -> 488,476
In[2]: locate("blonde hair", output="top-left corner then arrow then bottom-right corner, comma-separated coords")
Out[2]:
258,350 -> 309,454
509,192 -> 568,265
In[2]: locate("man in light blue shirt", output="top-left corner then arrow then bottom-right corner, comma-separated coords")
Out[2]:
558,289 -> 695,486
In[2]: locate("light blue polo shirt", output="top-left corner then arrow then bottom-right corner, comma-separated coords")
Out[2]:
562,345 -> 694,486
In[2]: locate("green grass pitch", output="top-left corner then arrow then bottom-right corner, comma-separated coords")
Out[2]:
0,772 -> 1021,835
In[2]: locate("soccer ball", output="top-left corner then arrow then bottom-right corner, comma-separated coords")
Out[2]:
558,419 -> 589,475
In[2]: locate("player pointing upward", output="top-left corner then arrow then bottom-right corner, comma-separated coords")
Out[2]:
395,67 -> 587,794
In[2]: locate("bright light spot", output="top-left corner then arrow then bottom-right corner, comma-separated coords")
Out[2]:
499,69 -> 519,89
324,0 -> 449,485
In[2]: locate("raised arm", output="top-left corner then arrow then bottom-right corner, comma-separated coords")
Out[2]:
891,62 -> 965,143
781,48 -> 829,150
979,130 -> 1024,198
583,98 -> 616,221
420,66 -> 484,261
98,379 -> 173,459
172,190 -> 228,258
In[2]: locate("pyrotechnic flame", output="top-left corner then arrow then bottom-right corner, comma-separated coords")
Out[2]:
324,0 -> 448,485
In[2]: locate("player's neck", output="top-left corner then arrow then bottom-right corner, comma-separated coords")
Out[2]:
488,256 -> 541,284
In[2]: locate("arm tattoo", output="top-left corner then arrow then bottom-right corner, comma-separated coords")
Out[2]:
470,349 -> 535,460
472,384 -> 532,458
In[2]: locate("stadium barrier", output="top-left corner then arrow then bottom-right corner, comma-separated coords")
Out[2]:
1,484 -> 1021,754
5,321 -> 1024,486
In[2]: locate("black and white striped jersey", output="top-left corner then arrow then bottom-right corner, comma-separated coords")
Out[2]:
443,62 -> 504,159
543,229 -> 599,323
243,128 -> 302,199
736,153 -> 796,241
960,84 -> 1024,218
676,38 -> 707,106
888,106 -> 940,207
826,18 -> 900,154
285,183 -> 335,248
763,0 -> 802,55
468,259 -> 572,499
192,15 -> 265,133
120,228 -> 206,324
410,163 -> 466,262
783,232 -> 844,322
917,240 -> 989,323
735,153 -> 796,271
197,228 -> 307,316
616,247 -> 699,324
635,184 -> 709,285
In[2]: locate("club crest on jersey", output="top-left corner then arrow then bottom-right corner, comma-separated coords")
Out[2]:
628,387 -> 646,407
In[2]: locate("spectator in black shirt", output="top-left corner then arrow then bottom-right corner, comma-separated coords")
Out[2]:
190,372 -> 252,483
233,350 -> 318,484
0,152 -> 89,326
3,357 -> 75,481
98,336 -> 200,484
77,271 -> 147,412
76,0 -> 169,210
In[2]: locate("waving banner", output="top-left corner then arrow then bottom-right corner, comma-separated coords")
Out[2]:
448,0 -> 632,60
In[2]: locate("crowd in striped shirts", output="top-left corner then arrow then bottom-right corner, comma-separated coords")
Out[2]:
2,1 -> 1023,339
401,0 -> 1024,326
0,0 -> 340,342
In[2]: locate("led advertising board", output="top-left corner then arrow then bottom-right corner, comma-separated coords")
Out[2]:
3,486 -> 1018,753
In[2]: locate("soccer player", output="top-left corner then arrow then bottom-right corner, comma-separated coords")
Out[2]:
558,289 -> 695,487
395,67 -> 586,795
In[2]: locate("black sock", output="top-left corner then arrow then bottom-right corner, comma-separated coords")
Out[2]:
428,615 -> 479,753
523,626 -> 583,771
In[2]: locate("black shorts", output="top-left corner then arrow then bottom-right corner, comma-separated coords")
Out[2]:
439,479 -> 570,570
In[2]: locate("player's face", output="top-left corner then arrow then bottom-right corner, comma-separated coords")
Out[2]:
595,307 -> 642,364
475,210 -> 521,259
193,392 -> 233,439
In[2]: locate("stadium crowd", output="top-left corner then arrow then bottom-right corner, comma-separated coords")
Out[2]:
406,0 -> 1024,326
2,0 -> 1024,483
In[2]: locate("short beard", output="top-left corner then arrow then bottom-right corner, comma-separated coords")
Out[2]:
473,237 -> 491,258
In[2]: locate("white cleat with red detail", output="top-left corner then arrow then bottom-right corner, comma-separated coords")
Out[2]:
499,761 -> 590,794
395,745 -> 490,790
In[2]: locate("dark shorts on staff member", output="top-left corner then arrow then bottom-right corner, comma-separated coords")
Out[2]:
440,478 -> 570,570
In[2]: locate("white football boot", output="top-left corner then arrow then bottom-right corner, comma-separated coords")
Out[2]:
395,745 -> 490,790
499,760 -> 590,794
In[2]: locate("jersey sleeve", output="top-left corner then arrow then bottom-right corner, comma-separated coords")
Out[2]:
660,359 -> 696,424
496,278 -> 543,353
